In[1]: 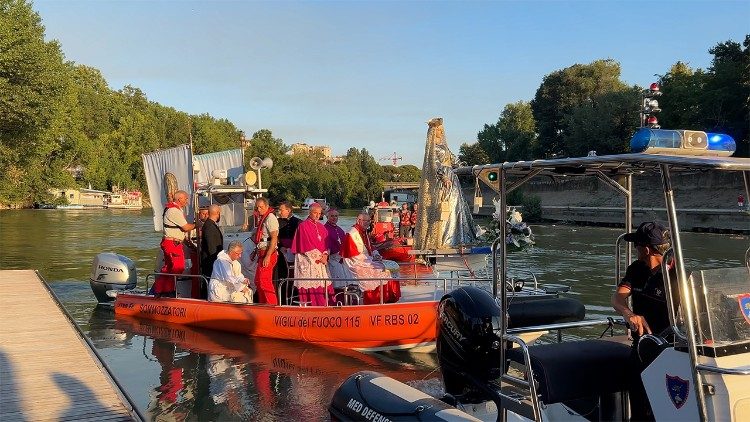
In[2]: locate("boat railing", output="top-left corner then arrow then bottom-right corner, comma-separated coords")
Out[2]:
499,334 -> 543,421
660,248 -> 688,342
614,233 -> 627,287
507,317 -> 627,343
144,273 -> 208,298
275,276 -> 511,306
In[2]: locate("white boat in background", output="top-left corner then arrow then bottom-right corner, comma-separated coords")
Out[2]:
48,186 -> 142,210
105,189 -> 143,210
50,187 -> 107,209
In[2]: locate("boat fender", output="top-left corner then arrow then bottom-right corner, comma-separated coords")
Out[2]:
329,371 -> 481,422
507,297 -> 586,328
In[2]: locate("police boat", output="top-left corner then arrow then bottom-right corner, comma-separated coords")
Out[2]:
329,129 -> 750,421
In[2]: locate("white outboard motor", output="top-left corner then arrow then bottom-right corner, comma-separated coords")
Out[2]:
90,253 -> 137,303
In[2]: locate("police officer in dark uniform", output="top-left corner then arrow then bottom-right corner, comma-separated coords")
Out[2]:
612,221 -> 678,421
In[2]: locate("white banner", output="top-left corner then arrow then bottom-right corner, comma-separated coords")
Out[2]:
142,144 -> 194,232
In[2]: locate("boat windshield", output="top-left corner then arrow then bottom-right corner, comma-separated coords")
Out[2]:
376,209 -> 393,222
691,266 -> 750,347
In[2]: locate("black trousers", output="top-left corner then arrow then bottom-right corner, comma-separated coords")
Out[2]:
628,344 -> 655,422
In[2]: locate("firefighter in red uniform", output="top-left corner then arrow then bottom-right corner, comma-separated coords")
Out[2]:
154,190 -> 195,297
398,203 -> 412,239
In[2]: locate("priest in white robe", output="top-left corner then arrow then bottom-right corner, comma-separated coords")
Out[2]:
209,241 -> 253,303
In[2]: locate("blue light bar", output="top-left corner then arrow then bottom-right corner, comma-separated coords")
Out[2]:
631,128 -> 682,152
630,128 -> 735,156
707,132 -> 736,154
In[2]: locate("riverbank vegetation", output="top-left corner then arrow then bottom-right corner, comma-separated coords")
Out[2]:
242,129 -> 423,208
2,1 -> 747,209
0,1 -> 419,209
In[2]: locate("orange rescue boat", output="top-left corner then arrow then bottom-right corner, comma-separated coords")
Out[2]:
115,294 -> 438,352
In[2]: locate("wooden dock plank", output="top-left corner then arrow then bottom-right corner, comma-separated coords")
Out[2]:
0,270 -> 138,421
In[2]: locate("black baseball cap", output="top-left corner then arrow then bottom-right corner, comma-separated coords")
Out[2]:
624,221 -> 670,247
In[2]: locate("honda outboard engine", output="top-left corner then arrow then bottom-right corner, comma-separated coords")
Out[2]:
437,286 -> 504,404
90,253 -> 137,303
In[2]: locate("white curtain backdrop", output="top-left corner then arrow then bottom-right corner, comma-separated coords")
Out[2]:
142,144 -> 194,232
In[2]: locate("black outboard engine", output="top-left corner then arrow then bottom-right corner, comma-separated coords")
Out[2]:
437,286 -> 504,404
90,253 -> 137,303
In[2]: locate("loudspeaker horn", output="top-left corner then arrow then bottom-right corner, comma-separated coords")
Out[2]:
261,157 -> 274,169
249,157 -> 263,170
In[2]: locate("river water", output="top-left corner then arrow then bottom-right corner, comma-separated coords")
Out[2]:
0,209 -> 747,421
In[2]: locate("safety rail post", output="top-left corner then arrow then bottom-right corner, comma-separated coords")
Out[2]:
501,334 -> 542,421
614,234 -> 626,287
659,249 -> 687,341
144,273 -> 208,298
660,163 -> 707,422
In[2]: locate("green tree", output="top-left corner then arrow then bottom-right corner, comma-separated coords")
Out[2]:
659,36 -> 749,157
532,59 -> 628,158
380,164 -> 422,182
341,148 -> 383,206
458,142 -> 490,165
658,62 -> 706,131
245,129 -> 289,161
244,129 -> 290,198
564,87 -> 640,156
0,0 -> 72,205
397,164 -> 422,182
191,113 -> 241,154
476,122 -> 503,163
702,36 -> 749,157
498,101 -> 537,161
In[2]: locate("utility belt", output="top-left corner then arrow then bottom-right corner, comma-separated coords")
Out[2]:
251,246 -> 276,261
163,237 -> 184,245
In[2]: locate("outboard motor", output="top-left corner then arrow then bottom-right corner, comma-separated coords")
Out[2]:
437,286 -> 504,404
90,253 -> 137,303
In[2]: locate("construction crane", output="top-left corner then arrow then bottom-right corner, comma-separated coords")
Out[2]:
379,152 -> 403,166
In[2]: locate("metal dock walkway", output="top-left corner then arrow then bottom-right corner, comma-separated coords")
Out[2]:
0,270 -> 140,421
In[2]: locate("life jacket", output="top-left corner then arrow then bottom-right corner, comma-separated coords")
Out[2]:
399,209 -> 411,225
162,202 -> 183,230
253,207 -> 275,244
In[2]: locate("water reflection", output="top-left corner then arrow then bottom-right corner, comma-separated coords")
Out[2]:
1,210 -> 747,419
115,316 -> 439,421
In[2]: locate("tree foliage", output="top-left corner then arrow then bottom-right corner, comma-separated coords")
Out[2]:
0,1 -> 247,206
2,1 -> 744,209
458,142 -> 490,165
470,37 -> 749,163
531,59 -> 629,158
660,36 -> 750,156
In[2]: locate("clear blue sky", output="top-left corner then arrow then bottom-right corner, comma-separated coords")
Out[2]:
34,1 -> 749,165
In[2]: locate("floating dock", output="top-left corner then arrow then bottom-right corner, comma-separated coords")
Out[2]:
0,270 -> 140,421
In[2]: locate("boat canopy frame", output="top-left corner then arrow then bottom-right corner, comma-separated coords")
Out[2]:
457,152 -> 750,422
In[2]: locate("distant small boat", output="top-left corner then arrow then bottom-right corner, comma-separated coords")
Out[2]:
56,204 -> 85,210
105,189 -> 143,210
